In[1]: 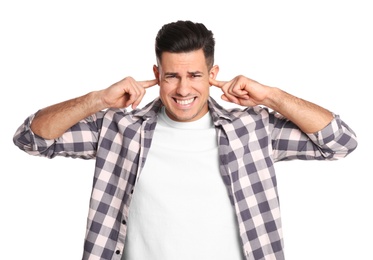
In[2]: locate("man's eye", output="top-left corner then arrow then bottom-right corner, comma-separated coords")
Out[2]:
191,74 -> 202,78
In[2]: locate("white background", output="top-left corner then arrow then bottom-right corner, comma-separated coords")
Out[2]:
1,1 -> 371,259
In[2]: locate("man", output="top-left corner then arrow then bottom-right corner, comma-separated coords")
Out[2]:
13,20 -> 358,260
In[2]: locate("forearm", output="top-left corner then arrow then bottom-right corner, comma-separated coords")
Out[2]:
264,87 -> 334,134
31,91 -> 104,139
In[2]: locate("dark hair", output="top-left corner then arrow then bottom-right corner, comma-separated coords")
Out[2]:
155,20 -> 215,69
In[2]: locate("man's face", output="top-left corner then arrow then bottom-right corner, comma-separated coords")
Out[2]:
153,49 -> 219,122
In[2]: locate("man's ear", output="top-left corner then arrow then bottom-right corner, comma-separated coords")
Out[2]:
209,65 -> 219,80
153,65 -> 160,81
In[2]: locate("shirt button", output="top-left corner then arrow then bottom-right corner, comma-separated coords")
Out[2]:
115,250 -> 121,254
122,219 -> 126,225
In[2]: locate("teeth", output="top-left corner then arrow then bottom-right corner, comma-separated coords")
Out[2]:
176,98 -> 194,105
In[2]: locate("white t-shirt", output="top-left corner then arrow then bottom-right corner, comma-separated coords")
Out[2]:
122,107 -> 244,260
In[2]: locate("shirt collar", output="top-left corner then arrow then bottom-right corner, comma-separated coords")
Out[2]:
207,97 -> 238,126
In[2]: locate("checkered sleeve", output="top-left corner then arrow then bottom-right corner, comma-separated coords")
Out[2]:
13,111 -> 106,159
271,113 -> 357,161
307,114 -> 358,159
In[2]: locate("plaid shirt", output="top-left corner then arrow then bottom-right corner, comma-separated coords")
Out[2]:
13,97 -> 357,260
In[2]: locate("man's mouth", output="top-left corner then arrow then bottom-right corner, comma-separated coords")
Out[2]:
175,98 -> 195,105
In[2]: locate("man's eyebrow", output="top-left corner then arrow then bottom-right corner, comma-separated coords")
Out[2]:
164,72 -> 178,76
187,70 -> 203,75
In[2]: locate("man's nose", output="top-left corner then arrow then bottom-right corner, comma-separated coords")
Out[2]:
175,78 -> 191,96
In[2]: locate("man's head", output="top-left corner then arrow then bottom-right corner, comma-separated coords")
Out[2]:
153,20 -> 219,122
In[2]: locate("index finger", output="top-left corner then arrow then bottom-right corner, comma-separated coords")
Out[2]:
139,79 -> 158,89
209,77 -> 227,88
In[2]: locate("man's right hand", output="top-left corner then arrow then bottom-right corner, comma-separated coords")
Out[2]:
100,77 -> 158,110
